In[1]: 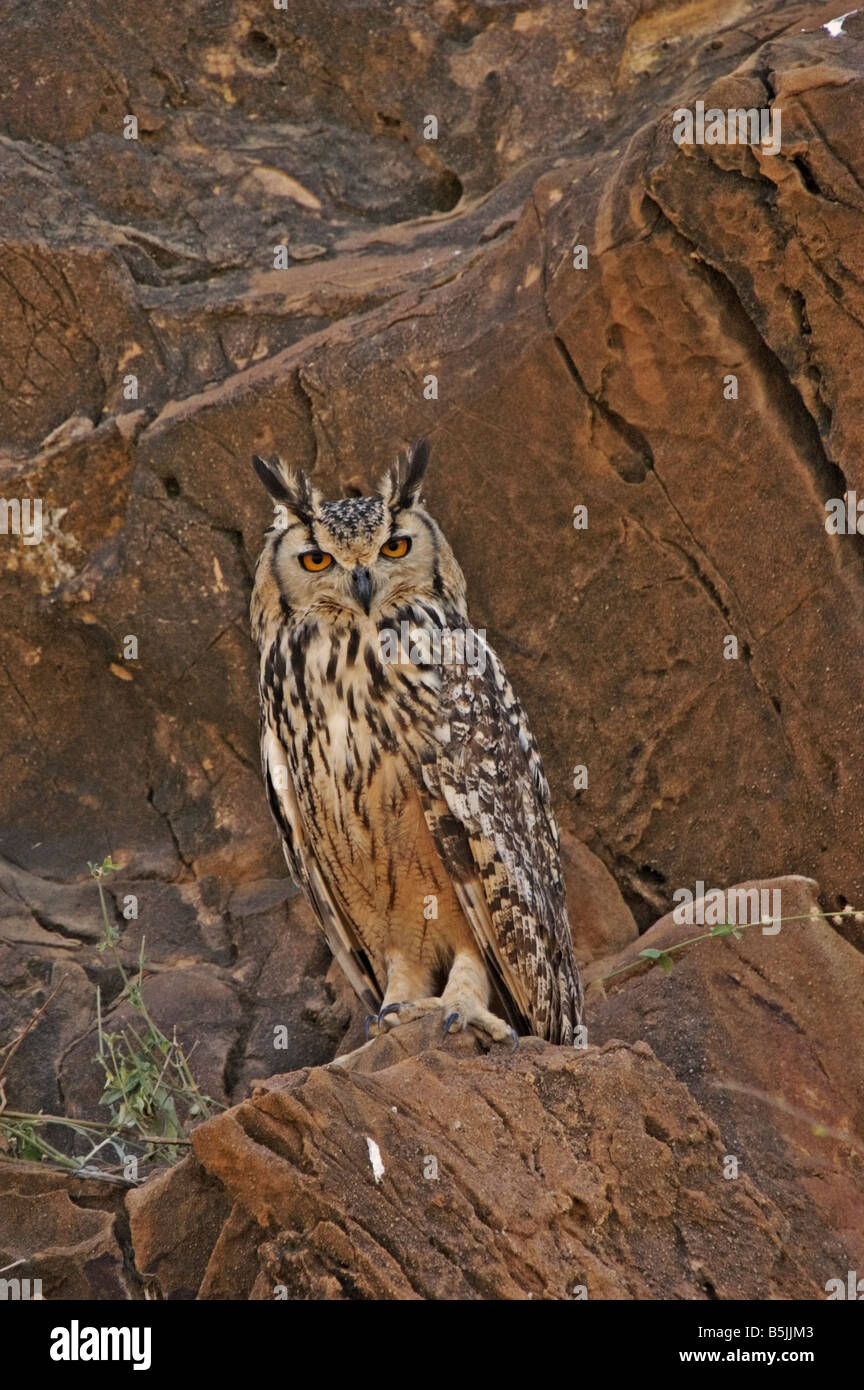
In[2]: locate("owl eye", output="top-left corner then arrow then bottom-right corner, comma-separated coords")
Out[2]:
300,550 -> 333,572
380,535 -> 411,559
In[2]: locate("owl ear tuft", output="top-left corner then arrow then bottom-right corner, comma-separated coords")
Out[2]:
252,454 -> 317,524
379,439 -> 430,514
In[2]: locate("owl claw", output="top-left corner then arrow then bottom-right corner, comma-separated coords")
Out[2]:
373,999 -> 516,1048
442,1010 -> 518,1049
378,1002 -> 403,1024
365,1002 -> 404,1038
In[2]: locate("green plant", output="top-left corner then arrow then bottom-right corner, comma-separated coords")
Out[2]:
600,906 -> 859,982
0,855 -> 222,1179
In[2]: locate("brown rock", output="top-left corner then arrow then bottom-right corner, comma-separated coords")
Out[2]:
125,1019 -> 819,1300
590,876 -> 864,1276
126,1155 -> 233,1301
560,828 -> 638,962
0,1163 -> 133,1300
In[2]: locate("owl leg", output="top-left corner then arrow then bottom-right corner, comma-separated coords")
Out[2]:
370,950 -> 516,1048
365,955 -> 437,1038
440,951 -> 518,1048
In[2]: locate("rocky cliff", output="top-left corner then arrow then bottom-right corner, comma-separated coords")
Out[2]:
1,0 -> 863,1299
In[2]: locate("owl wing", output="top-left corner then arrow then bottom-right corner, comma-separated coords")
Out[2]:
418,641 -> 583,1044
261,723 -> 381,1014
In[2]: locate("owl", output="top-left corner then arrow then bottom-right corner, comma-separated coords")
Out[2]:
250,440 -> 583,1047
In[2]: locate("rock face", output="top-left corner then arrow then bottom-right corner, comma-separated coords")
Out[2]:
0,1163 -> 135,1300
129,1024 -> 821,1301
2,0 -> 864,1299
120,876 -> 863,1300
590,876 -> 864,1278
13,872 -> 864,1301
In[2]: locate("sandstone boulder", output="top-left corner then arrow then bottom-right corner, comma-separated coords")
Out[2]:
128,1022 -> 820,1301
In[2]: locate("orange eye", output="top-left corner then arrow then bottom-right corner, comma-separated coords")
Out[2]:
380,536 -> 411,559
300,550 -> 333,572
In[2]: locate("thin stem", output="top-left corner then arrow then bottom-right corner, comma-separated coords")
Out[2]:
0,1110 -> 192,1145
600,907 -> 848,982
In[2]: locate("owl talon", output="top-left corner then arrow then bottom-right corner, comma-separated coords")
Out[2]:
366,1002 -> 404,1038
378,1002 -> 403,1025
441,1004 -> 518,1050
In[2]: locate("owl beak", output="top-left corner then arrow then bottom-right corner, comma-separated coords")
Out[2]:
350,565 -> 374,614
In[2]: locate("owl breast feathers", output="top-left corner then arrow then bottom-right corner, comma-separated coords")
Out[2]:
250,440 -> 584,1047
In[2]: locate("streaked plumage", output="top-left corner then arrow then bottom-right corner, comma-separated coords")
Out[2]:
250,441 -> 583,1045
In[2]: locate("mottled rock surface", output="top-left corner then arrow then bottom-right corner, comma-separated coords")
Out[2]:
0,1162 -> 134,1299
590,875 -> 864,1276
128,1026 -> 820,1301
122,875 -> 864,1301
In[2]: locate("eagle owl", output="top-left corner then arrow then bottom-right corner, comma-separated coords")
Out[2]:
250,441 -> 583,1047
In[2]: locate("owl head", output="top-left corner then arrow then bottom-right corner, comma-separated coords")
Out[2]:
252,441 -> 467,624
